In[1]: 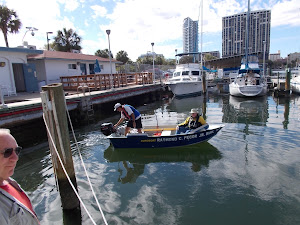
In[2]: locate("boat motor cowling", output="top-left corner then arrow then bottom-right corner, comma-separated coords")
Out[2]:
100,122 -> 115,136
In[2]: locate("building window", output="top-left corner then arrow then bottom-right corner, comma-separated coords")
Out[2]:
68,64 -> 77,69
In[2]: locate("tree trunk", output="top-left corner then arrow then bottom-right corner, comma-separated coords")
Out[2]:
2,31 -> 9,47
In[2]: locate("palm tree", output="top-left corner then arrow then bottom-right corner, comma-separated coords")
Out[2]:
0,5 -> 22,47
53,28 -> 82,52
95,49 -> 113,58
116,50 -> 129,64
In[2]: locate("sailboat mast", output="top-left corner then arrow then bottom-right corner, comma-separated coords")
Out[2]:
197,0 -> 203,76
200,0 -> 203,75
245,0 -> 250,68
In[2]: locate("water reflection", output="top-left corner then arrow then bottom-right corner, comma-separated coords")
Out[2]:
13,144 -> 51,192
224,96 -> 269,126
104,142 -> 222,184
167,95 -> 204,113
272,94 -> 300,129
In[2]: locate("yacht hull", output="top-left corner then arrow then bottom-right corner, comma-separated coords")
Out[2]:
291,77 -> 300,94
167,81 -> 203,97
229,83 -> 267,97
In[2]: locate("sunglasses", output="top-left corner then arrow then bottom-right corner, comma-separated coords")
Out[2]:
0,146 -> 22,158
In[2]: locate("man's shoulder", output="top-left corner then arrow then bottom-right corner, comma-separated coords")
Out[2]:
123,105 -> 132,110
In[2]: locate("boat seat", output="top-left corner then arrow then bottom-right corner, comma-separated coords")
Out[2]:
188,124 -> 209,134
127,133 -> 148,137
161,130 -> 172,136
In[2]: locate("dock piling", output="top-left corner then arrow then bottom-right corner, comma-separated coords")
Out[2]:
285,67 -> 291,92
41,83 -> 80,210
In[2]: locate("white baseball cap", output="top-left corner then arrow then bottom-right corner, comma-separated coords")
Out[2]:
190,108 -> 198,114
114,103 -> 122,111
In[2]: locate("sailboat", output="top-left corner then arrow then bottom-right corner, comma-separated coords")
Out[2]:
229,0 -> 267,97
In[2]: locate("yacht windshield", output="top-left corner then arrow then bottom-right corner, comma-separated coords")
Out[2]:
191,71 -> 199,75
182,71 -> 189,75
173,72 -> 181,77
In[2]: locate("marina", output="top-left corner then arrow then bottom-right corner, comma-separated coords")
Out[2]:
0,1 -> 299,224
9,90 -> 300,225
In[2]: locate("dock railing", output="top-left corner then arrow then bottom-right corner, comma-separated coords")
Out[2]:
60,72 -> 153,91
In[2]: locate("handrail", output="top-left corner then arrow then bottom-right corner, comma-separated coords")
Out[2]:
60,72 -> 153,91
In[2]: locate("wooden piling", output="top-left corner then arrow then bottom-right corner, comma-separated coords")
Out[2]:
202,71 -> 207,93
285,68 -> 291,92
41,83 -> 80,210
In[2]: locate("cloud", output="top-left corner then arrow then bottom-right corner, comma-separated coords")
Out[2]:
271,0 -> 300,27
91,5 -> 107,19
57,0 -> 80,12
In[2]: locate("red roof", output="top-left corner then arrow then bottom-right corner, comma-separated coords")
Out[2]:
28,50 -> 120,63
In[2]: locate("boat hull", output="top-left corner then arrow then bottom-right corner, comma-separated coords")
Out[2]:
229,83 -> 267,97
291,77 -> 300,94
167,81 -> 203,97
108,124 -> 224,149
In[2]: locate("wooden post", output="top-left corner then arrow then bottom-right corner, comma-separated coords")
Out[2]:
202,71 -> 207,93
285,68 -> 291,91
41,83 -> 80,210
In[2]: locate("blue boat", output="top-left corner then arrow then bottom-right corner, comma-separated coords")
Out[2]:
102,124 -> 224,149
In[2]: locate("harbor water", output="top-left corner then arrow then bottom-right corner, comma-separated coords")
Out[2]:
12,92 -> 300,225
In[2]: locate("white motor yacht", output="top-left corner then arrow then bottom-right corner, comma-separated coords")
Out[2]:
165,63 -> 203,97
291,66 -> 300,94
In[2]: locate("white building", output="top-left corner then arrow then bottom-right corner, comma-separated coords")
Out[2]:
0,47 -> 43,96
269,50 -> 281,61
28,50 -> 120,86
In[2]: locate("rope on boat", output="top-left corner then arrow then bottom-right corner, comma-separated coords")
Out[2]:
43,114 -> 97,225
64,99 -> 108,225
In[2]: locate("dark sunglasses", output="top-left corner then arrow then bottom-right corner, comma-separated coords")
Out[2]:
0,146 -> 22,158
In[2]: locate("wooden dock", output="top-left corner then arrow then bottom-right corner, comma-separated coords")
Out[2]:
0,83 -> 162,128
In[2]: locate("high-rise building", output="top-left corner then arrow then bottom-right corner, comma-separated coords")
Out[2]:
222,10 -> 271,58
183,17 -> 198,54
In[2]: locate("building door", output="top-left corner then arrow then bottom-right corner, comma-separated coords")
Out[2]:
22,63 -> 38,92
80,63 -> 87,75
12,63 -> 26,92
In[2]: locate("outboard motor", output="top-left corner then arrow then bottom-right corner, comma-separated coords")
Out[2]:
100,122 -> 115,136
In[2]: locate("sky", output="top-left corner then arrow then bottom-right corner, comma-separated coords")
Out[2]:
0,0 -> 299,61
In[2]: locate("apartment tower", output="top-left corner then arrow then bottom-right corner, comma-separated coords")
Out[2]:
222,10 -> 271,58
183,17 -> 199,54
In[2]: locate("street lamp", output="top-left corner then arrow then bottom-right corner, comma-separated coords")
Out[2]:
22,27 -> 38,45
263,41 -> 266,77
151,42 -> 155,84
106,29 -> 114,90
46,32 -> 53,51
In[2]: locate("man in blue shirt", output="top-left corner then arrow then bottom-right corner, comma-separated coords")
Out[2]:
113,103 -> 143,136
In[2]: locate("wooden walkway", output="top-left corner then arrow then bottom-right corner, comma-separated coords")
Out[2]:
0,83 -> 162,128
